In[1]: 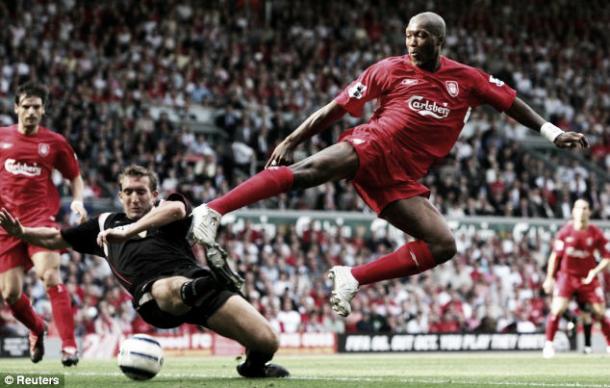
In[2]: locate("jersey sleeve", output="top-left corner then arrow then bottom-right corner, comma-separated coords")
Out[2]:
159,192 -> 193,238
468,69 -> 517,112
61,217 -> 104,256
53,136 -> 80,180
552,229 -> 567,256
334,59 -> 389,117
594,226 -> 610,258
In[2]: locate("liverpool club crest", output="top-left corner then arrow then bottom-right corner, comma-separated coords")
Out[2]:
445,81 -> 459,97
38,143 -> 50,157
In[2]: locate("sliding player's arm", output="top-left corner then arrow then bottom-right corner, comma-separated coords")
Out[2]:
0,208 -> 69,250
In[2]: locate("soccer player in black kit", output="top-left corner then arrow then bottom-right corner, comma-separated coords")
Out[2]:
0,165 -> 288,378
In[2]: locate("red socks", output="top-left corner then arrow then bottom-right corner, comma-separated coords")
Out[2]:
600,317 -> 610,345
547,315 -> 610,344
351,240 -> 437,285
8,293 -> 45,334
208,166 -> 294,215
545,315 -> 560,342
47,284 -> 77,348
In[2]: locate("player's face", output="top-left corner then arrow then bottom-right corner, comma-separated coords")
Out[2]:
14,95 -> 45,133
405,21 -> 442,70
572,200 -> 591,223
119,176 -> 158,220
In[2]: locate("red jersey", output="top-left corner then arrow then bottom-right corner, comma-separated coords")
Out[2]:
0,124 -> 80,227
335,55 -> 516,175
553,223 -> 610,278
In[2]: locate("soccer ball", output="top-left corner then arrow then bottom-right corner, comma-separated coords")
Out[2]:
117,334 -> 164,380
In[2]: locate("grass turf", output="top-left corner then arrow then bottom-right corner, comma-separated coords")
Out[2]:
1,352 -> 609,388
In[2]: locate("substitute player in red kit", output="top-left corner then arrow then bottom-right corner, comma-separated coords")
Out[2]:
189,12 -> 589,316
0,82 -> 87,365
542,199 -> 610,358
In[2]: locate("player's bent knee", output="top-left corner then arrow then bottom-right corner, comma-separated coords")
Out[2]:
550,307 -> 565,316
591,307 -> 605,321
2,287 -> 21,304
151,280 -> 174,302
245,318 -> 279,354
254,326 -> 279,354
434,238 -> 457,265
292,162 -> 325,189
41,269 -> 60,287
151,277 -> 191,315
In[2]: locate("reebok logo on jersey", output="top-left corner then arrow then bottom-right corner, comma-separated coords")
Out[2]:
407,96 -> 450,119
4,159 -> 42,177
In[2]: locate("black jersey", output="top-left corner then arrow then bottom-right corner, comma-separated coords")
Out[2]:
61,193 -> 199,294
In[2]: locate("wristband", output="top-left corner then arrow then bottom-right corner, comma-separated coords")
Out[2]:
540,122 -> 564,143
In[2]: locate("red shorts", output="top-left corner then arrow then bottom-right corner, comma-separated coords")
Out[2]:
0,221 -> 60,273
340,127 -> 431,214
554,272 -> 604,305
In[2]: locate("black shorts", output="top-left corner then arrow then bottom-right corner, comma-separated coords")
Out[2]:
132,266 -> 236,329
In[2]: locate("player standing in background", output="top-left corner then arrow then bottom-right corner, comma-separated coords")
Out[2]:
189,12 -> 588,317
0,82 -> 87,366
542,199 -> 610,358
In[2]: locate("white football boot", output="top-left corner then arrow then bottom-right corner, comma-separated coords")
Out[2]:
328,266 -> 359,317
542,341 -> 555,359
189,204 -> 221,246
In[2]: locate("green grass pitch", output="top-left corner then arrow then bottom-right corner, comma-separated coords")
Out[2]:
1,353 -> 609,387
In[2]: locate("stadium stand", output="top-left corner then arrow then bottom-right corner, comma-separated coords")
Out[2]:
0,0 -> 608,338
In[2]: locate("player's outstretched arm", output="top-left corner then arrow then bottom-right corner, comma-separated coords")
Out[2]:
265,100 -> 347,168
96,200 -> 187,246
69,175 -> 88,224
542,251 -> 558,294
0,208 -> 70,250
505,97 -> 589,149
583,258 -> 610,284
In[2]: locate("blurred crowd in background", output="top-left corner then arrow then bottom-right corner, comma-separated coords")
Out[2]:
0,0 -> 609,337
3,218 -> 608,337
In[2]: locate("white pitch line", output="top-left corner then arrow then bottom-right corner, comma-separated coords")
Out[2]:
20,370 -> 608,388
296,376 -> 610,388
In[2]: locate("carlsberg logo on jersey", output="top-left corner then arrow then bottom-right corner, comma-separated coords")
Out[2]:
4,159 -> 42,177
408,96 -> 450,119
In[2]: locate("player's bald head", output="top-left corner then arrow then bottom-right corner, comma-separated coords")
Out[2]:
408,12 -> 446,42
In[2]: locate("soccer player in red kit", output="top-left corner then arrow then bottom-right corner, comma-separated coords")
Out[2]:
189,12 -> 588,316
0,82 -> 87,365
542,199 -> 610,358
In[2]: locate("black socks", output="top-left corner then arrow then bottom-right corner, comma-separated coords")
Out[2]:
584,322 -> 592,347
244,350 -> 273,368
180,276 -> 219,307
236,350 -> 274,377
